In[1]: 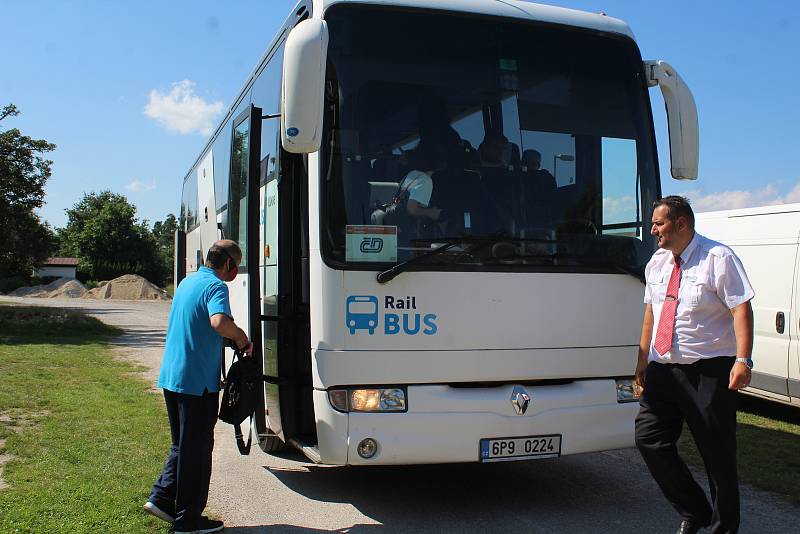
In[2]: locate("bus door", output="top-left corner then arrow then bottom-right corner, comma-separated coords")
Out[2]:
262,139 -> 283,442
197,150 -> 218,259
227,104 -> 267,427
262,143 -> 313,447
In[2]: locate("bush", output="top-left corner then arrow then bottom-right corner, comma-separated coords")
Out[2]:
76,260 -> 163,287
29,275 -> 59,286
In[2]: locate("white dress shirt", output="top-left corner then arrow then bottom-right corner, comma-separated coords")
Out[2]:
644,232 -> 755,365
400,170 -> 433,207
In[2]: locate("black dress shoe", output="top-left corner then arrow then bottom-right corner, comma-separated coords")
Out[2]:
676,519 -> 703,534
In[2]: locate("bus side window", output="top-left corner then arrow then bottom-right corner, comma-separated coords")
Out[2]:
228,117 -> 251,266
213,123 -> 232,214
182,172 -> 199,231
252,42 -> 284,186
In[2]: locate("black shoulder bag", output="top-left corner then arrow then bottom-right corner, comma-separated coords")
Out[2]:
218,349 -> 261,455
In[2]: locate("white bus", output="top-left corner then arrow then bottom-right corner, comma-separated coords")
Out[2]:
175,0 -> 700,465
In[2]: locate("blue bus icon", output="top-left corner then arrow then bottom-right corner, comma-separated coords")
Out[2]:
346,295 -> 379,335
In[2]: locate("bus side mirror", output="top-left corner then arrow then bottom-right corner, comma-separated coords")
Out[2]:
645,60 -> 699,180
281,19 -> 329,154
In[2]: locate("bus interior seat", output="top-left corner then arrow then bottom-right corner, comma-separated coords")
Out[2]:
368,181 -> 399,208
478,165 -> 520,233
431,168 -> 490,234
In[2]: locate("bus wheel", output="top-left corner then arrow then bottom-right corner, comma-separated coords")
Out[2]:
259,433 -> 287,453
254,417 -> 287,453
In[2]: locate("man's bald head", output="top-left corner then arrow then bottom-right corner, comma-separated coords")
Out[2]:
205,239 -> 242,270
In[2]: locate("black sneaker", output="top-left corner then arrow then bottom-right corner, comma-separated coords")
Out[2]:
143,500 -> 175,523
173,517 -> 224,534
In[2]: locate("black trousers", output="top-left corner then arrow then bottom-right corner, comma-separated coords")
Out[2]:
635,357 -> 739,534
149,388 -> 219,526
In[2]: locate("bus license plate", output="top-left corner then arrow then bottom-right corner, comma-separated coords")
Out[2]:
479,435 -> 561,462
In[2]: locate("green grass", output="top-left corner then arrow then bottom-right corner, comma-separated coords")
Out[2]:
678,394 -> 800,504
0,305 -> 171,533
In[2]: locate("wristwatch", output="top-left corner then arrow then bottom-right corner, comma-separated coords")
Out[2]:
735,357 -> 754,370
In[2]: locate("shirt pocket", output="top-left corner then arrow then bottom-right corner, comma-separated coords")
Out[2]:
682,273 -> 706,307
648,272 -> 668,302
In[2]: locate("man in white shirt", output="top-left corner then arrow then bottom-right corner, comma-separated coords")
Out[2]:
635,196 -> 754,534
400,168 -> 441,221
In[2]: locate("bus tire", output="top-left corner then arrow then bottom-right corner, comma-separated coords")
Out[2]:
253,416 -> 287,453
259,433 -> 287,453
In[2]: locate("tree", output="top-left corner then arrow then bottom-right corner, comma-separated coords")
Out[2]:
153,213 -> 178,251
58,191 -> 164,284
152,213 -> 178,283
0,104 -> 57,279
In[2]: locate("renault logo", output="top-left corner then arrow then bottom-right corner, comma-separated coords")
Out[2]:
510,386 -> 531,415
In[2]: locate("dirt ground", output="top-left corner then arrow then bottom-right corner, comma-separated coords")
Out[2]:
1,295 -> 798,533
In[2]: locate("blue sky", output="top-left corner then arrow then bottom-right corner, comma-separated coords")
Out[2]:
2,0 -> 797,228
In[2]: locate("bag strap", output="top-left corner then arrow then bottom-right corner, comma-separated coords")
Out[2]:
220,344 -> 251,455
233,419 -> 253,455
393,171 -> 426,201
221,344 -> 285,455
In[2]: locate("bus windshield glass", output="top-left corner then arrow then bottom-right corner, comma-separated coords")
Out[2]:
322,5 -> 659,274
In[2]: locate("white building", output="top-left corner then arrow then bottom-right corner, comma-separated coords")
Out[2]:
33,257 -> 79,279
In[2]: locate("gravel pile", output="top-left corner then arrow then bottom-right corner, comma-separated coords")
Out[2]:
7,278 -> 88,298
85,274 -> 170,300
6,274 -> 170,300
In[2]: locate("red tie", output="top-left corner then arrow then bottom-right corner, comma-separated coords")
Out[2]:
654,256 -> 682,356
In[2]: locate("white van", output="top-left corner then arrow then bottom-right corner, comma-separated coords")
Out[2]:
695,204 -> 800,406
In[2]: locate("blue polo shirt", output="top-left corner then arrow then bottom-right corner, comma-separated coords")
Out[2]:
157,267 -> 232,395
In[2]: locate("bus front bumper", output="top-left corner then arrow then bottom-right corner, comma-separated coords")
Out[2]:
313,379 -> 638,465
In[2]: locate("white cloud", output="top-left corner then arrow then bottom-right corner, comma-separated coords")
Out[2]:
126,179 -> 156,193
603,182 -> 800,218
680,182 -> 800,212
144,80 -> 223,136
603,195 -> 636,222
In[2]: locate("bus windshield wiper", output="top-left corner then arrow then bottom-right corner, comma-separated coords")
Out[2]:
377,241 -> 460,284
482,250 -> 645,283
376,235 -> 558,284
553,253 -> 646,283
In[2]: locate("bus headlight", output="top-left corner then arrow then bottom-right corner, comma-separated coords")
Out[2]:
615,378 -> 641,403
328,387 -> 406,412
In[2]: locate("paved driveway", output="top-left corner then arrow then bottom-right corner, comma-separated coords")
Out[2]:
2,296 -> 797,533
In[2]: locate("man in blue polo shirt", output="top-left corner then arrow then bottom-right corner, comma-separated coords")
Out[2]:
144,239 -> 252,534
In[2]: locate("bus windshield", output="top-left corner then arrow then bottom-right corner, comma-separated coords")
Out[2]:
321,5 -> 659,274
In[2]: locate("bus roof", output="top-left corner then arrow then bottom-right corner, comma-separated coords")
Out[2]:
317,0 -> 634,39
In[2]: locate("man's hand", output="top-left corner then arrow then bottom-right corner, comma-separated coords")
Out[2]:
634,358 -> 648,392
238,339 -> 254,357
635,304 -> 654,393
729,362 -> 751,390
730,302 -> 753,390
211,313 -> 253,356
